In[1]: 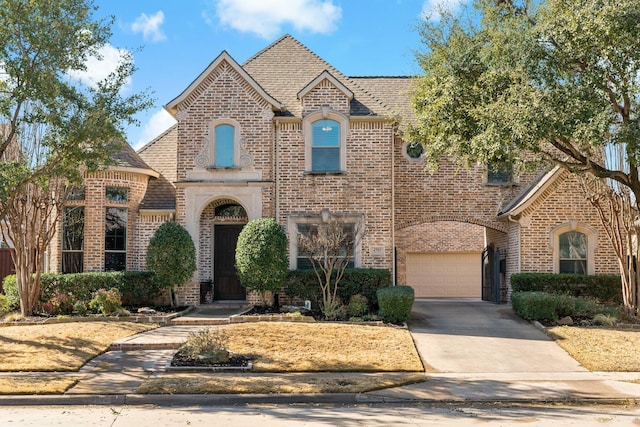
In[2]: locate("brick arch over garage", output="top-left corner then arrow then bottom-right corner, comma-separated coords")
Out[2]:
395,214 -> 508,234
395,218 -> 508,298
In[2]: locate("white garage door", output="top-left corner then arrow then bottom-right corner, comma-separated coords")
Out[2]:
406,252 -> 481,298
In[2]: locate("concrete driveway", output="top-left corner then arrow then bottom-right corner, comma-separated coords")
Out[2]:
408,299 -> 587,373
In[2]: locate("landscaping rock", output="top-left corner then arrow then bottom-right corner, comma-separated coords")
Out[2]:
557,316 -> 574,326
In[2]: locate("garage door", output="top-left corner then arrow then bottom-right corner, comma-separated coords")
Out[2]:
406,252 -> 481,298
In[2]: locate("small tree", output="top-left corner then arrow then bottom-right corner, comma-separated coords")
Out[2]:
297,211 -> 364,319
146,221 -> 196,307
235,217 -> 288,306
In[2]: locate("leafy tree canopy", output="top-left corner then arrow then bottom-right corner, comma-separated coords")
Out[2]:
0,0 -> 152,208
409,0 -> 640,199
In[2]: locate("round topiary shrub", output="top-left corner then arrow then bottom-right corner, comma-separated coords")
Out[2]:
146,221 -> 197,307
235,217 -> 288,306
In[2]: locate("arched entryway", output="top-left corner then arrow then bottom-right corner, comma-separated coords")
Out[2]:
199,199 -> 248,301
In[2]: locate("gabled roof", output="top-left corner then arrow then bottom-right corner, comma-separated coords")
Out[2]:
298,70 -> 353,101
242,34 -> 396,117
497,166 -> 564,219
165,51 -> 284,116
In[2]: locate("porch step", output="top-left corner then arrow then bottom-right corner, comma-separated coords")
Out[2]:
167,303 -> 251,326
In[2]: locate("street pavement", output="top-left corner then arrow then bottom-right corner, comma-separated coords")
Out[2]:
2,299 -> 640,406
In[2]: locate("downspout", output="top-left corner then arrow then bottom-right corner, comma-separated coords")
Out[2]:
274,118 -> 279,223
506,214 -> 522,273
391,127 -> 396,286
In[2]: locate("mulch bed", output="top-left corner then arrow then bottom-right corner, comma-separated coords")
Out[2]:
171,352 -> 252,368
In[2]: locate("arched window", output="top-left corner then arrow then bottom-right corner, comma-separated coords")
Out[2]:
215,124 -> 234,167
559,231 -> 587,274
303,108 -> 348,173
311,119 -> 340,171
550,223 -> 596,275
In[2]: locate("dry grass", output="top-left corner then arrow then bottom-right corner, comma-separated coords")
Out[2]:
138,372 -> 425,394
0,322 -> 157,371
547,326 -> 640,371
220,322 -> 424,372
0,377 -> 78,394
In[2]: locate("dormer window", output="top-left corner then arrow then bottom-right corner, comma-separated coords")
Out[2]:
311,119 -> 340,171
303,108 -> 348,173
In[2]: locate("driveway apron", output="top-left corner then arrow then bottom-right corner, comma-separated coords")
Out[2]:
409,299 -> 587,374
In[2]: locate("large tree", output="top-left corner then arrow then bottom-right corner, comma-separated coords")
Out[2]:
0,0 -> 151,315
408,0 -> 640,315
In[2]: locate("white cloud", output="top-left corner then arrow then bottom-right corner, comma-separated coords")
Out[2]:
131,11 -> 167,42
421,0 -> 468,21
207,0 -> 341,39
135,109 -> 177,150
66,44 -> 133,91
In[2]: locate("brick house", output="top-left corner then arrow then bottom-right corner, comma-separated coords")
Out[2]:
47,34 -> 618,305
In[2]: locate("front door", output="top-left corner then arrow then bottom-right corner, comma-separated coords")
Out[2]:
213,224 -> 245,300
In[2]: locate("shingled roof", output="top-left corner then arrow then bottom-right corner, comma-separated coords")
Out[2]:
242,35 -> 399,117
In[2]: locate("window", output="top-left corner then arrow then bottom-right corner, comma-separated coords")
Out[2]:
405,141 -> 425,160
311,119 -> 340,171
106,187 -> 128,202
105,207 -> 127,271
66,186 -> 85,201
215,203 -> 247,218
296,223 -> 356,270
62,206 -> 84,273
551,222 -> 596,275
487,161 -> 513,185
303,108 -> 348,173
215,124 -> 234,167
559,231 -> 587,274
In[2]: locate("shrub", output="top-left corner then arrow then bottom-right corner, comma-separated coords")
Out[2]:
285,268 -> 391,311
347,294 -> 369,317
235,218 -> 288,306
89,288 -> 123,315
146,221 -> 197,307
179,328 -> 230,363
593,313 -> 617,327
511,273 -> 621,302
1,275 -> 19,310
73,300 -> 88,316
511,292 -> 558,321
377,286 -> 415,323
0,294 -> 10,314
42,292 -> 74,316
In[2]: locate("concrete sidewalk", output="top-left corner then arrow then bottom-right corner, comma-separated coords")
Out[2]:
2,300 -> 640,405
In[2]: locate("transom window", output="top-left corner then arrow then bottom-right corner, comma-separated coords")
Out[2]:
105,207 -> 127,271
106,186 -> 128,202
215,124 -> 235,167
559,231 -> 587,274
311,119 -> 340,172
62,206 -> 84,273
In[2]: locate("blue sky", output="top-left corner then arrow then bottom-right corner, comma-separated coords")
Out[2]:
87,0 -> 467,149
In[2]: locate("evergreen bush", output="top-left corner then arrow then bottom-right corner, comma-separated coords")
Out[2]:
377,286 -> 415,323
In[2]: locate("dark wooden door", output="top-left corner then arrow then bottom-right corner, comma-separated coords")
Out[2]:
213,224 -> 245,300
0,248 -> 15,293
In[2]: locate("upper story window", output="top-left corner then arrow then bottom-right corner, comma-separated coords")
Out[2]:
106,186 -> 128,202
311,119 -> 340,171
215,124 -> 235,167
486,161 -> 513,185
404,141 -> 425,161
303,107 -> 348,173
66,186 -> 85,201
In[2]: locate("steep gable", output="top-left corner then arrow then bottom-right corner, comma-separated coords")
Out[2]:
242,35 -> 394,117
165,51 -> 284,116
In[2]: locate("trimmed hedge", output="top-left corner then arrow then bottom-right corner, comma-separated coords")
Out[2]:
511,272 -> 621,303
284,268 -> 391,310
511,291 -> 616,322
377,286 -> 415,323
2,271 -> 162,310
